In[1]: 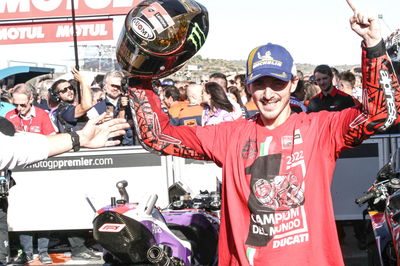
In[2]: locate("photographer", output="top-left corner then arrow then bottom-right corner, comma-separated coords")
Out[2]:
49,68 -> 92,133
88,71 -> 135,145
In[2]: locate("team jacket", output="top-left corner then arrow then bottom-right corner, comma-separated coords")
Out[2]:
177,104 -> 204,126
5,106 -> 56,135
128,40 -> 400,265
307,87 -> 360,112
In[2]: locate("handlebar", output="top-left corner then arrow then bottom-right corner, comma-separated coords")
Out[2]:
355,190 -> 376,205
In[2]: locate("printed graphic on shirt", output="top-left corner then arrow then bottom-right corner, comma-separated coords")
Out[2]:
183,119 -> 198,126
281,129 -> 303,149
241,139 -> 258,159
245,136 -> 309,248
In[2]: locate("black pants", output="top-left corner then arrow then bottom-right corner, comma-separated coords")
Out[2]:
68,236 -> 87,254
0,198 -> 9,264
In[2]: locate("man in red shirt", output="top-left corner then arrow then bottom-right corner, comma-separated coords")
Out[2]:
126,1 -> 400,265
6,84 -> 56,135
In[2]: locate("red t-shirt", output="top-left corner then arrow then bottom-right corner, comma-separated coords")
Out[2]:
144,88 -> 360,266
5,106 -> 56,135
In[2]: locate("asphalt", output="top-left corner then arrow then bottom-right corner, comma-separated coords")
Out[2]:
6,222 -> 368,266
341,222 -> 369,266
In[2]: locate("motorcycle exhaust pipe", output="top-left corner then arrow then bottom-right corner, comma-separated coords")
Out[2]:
147,245 -> 171,265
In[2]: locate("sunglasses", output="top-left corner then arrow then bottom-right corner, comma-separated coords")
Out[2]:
13,103 -> 28,108
111,84 -> 122,90
58,85 -> 74,94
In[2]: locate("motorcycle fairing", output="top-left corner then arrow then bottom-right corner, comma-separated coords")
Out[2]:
386,191 -> 400,264
370,210 -> 393,266
94,204 -> 192,265
93,210 -> 156,264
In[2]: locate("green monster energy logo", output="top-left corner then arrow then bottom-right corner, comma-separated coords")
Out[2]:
187,22 -> 206,51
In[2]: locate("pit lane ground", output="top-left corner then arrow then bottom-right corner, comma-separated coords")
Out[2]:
7,223 -> 368,266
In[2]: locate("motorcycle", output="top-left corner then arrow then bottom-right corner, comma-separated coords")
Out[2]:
92,180 -> 220,265
355,148 -> 400,266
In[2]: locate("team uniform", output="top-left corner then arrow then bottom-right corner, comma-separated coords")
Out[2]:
5,106 -> 56,135
177,104 -> 204,126
245,100 -> 260,119
307,87 -> 360,112
290,96 -> 307,113
129,40 -> 400,265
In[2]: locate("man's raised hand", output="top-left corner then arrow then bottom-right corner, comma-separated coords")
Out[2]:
346,0 -> 381,47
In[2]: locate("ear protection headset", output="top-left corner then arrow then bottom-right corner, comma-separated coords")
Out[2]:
49,79 -> 68,103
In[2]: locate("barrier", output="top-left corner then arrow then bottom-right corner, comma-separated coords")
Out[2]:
8,134 -> 400,231
332,135 -> 391,220
9,146 -> 170,231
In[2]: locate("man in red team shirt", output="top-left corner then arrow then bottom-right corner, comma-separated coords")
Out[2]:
6,83 -> 56,135
126,0 -> 400,265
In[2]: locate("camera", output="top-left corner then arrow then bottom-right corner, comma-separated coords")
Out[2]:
0,170 -> 11,198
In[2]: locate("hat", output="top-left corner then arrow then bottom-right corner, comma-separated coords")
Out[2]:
246,43 -> 296,84
161,78 -> 175,86
0,117 -> 15,136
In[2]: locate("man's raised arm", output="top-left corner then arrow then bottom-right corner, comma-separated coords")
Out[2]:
344,0 -> 400,145
128,80 -> 208,160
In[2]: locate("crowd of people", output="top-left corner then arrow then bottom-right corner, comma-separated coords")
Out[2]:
0,70 -> 133,265
142,65 -> 369,130
1,0 -> 400,264
0,66 -> 370,136
0,51 -> 399,265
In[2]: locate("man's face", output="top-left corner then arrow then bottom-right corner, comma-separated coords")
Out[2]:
56,82 -> 75,103
162,90 -> 173,108
105,76 -> 122,100
339,80 -> 353,93
12,93 -> 32,116
209,77 -> 227,92
248,76 -> 294,128
314,72 -> 333,93
235,78 -> 244,92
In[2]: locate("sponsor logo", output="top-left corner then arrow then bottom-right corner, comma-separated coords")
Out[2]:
281,130 -> 302,149
242,139 -> 258,159
131,17 -> 155,41
281,136 -> 293,149
293,129 -> 303,145
187,22 -> 206,51
98,223 -> 126,232
184,119 -> 197,126
141,2 -> 174,34
155,13 -> 168,29
379,69 -> 397,131
253,50 -> 283,70
257,50 -> 273,60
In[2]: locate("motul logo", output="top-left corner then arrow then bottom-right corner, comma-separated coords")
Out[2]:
98,223 -> 126,232
0,0 -> 145,20
0,19 -> 113,44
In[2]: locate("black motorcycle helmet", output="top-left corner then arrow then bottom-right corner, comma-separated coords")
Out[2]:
116,0 -> 209,79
